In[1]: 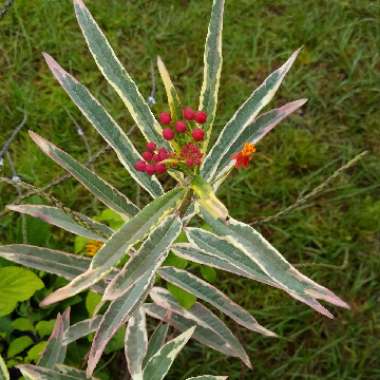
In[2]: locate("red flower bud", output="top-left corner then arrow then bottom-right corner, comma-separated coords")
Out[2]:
158,148 -> 170,161
175,120 -> 187,133
146,142 -> 156,152
192,128 -> 205,141
155,162 -> 167,174
134,160 -> 147,172
194,111 -> 207,124
159,112 -> 171,125
182,107 -> 195,121
145,164 -> 156,176
163,128 -> 175,140
142,151 -> 153,161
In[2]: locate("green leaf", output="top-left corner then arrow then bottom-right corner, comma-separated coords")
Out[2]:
11,318 -> 34,332
86,272 -> 153,377
213,99 -> 307,188
104,326 -> 126,354
7,336 -> 34,358
125,307 -> 147,379
157,56 -> 181,120
159,267 -> 275,336
103,215 -> 182,300
74,0 -> 168,148
163,252 -> 188,270
29,131 -> 138,218
167,283 -> 196,310
0,267 -> 44,317
44,54 -> 163,199
143,323 -> 169,367
199,0 -> 224,150
26,342 -> 48,363
191,175 -> 228,221
86,292 -> 102,316
94,209 -> 124,230
201,210 -> 349,318
38,309 -> 70,368
39,188 -> 185,307
74,236 -> 88,254
0,245 -> 109,294
142,326 -> 195,380
62,316 -> 102,345
145,303 -> 237,362
200,266 -> 217,283
0,353 -> 9,380
150,287 -> 251,368
8,205 -> 112,241
35,320 -> 56,338
201,49 -> 300,181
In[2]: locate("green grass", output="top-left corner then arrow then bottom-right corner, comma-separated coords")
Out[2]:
0,0 -> 379,379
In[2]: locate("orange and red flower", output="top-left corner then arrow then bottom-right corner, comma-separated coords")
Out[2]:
232,143 -> 256,168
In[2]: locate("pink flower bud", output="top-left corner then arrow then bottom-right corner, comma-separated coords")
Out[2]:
146,142 -> 156,152
163,128 -> 175,140
194,111 -> 207,124
134,160 -> 146,172
159,112 -> 171,125
155,162 -> 167,174
175,120 -> 187,133
145,164 -> 156,176
182,107 -> 195,121
142,151 -> 153,161
192,128 -> 205,141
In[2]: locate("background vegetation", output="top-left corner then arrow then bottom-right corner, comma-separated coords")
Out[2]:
0,0 -> 379,379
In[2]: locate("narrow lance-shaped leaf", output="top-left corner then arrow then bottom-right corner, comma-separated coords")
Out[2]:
150,287 -> 251,368
144,303 -> 235,360
7,204 -> 112,241
143,323 -> 169,367
57,365 -> 100,380
43,54 -> 163,198
142,326 -> 196,380
104,215 -> 182,300
157,56 -> 181,119
29,131 -> 138,217
199,0 -> 224,150
0,245 -> 111,294
74,0 -> 168,148
185,228 -> 278,287
201,210 -> 350,318
63,316 -> 102,345
18,364 -> 99,380
87,272 -> 153,377
125,307 -> 148,380
38,308 -> 70,368
0,353 -> 9,380
158,266 -> 275,337
39,188 -> 185,307
201,49 -> 300,181
214,99 -> 307,187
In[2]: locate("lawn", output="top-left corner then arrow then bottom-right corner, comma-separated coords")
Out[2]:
0,0 -> 379,379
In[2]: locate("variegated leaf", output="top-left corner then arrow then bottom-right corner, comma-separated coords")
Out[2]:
29,131 -> 138,217
214,99 -> 307,187
142,326 -> 195,380
39,188 -> 185,307
157,56 -> 181,120
158,267 -> 275,336
191,175 -> 228,220
7,204 -> 112,241
18,364 -> 98,380
202,210 -> 349,318
0,353 -> 9,380
144,303 -> 235,359
63,316 -> 102,345
200,0 -> 224,150
186,377 -> 227,380
74,0 -> 168,148
87,272 -> 153,377
185,228 -> 278,287
44,54 -> 163,198
104,215 -> 182,300
125,307 -> 148,380
56,365 -> 100,379
150,287 -> 251,368
38,309 -> 70,368
201,49 -> 300,181
0,244 -> 110,294
143,323 -> 169,367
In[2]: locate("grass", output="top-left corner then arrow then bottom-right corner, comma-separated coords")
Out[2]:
0,0 -> 379,379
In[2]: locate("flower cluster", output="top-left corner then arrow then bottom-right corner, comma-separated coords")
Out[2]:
232,143 -> 256,168
134,106 -> 207,176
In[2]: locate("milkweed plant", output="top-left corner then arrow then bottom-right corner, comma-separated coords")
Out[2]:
0,0 -> 350,379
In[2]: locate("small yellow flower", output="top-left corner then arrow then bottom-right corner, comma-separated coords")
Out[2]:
86,240 -> 103,257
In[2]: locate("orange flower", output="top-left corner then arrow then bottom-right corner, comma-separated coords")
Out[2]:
86,240 -> 103,257
232,143 -> 256,168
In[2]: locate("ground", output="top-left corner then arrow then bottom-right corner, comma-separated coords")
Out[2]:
0,0 -> 379,379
